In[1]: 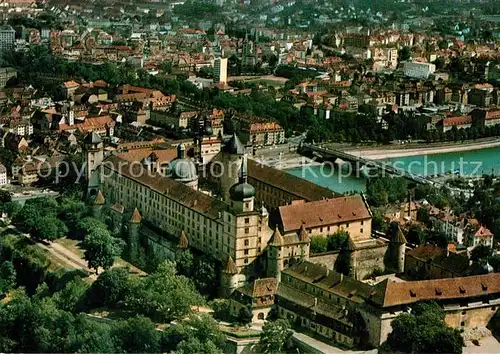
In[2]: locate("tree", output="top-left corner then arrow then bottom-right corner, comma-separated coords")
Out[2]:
399,46 -> 411,62
32,216 -> 68,242
0,190 -> 11,203
83,229 -> 123,274
416,207 -> 430,224
309,235 -> 327,254
113,316 -> 160,353
125,261 -> 204,322
238,305 -> 253,325
0,261 -> 16,292
327,230 -> 349,251
74,217 -> 108,240
384,301 -> 463,353
52,278 -> 89,312
259,319 -> 293,354
470,244 -> 492,263
87,267 -> 130,308
209,298 -> 232,322
407,224 -> 426,245
174,313 -> 226,354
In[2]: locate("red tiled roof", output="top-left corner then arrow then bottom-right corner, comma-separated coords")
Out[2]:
372,273 -> 500,308
442,115 -> 472,127
474,226 -> 493,238
278,195 -> 371,233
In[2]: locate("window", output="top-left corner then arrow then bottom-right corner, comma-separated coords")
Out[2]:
244,217 -> 250,224
258,313 -> 265,320
244,249 -> 249,255
346,223 -> 350,228
360,228 -> 363,233
361,220 -> 364,225
244,239 -> 249,246
244,258 -> 249,264
245,228 -> 249,234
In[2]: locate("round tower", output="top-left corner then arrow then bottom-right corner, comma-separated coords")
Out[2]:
128,207 -> 142,261
390,225 -> 406,274
176,230 -> 189,261
267,226 -> 284,282
220,255 -> 239,297
92,190 -> 105,219
335,235 -> 356,277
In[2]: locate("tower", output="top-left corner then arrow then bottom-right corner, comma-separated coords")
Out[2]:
229,154 -> 255,213
335,235 -> 356,277
83,131 -> 104,196
92,190 -> 105,219
220,133 -> 245,202
267,226 -> 284,282
176,230 -> 189,261
390,225 -> 406,274
214,57 -> 228,85
128,207 -> 142,261
220,255 -> 239,297
298,224 -> 310,261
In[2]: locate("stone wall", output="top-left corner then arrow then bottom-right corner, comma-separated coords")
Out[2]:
308,242 -> 389,280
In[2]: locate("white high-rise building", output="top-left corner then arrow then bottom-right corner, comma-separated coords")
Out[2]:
0,25 -> 15,53
214,57 -> 228,85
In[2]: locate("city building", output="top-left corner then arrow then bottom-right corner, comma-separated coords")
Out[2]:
229,277 -> 278,323
246,122 -> 285,146
403,61 -> 436,79
214,57 -> 228,85
0,163 -> 7,186
0,25 -> 15,53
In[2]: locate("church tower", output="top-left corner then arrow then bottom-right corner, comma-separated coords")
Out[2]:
220,133 -> 245,202
83,132 -> 104,196
229,154 -> 255,213
267,226 -> 284,282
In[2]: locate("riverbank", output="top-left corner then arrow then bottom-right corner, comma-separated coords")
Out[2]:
252,154 -> 321,170
344,139 -> 500,160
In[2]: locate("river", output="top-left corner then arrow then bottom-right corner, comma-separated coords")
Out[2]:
286,146 -> 500,194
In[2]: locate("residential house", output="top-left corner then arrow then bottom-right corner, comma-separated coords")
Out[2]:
246,122 -> 285,146
230,278 -> 278,323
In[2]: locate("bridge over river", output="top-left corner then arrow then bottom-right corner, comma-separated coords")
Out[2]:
298,143 -> 429,185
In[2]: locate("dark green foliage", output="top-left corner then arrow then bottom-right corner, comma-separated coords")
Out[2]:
470,244 -> 492,263
259,319 -> 293,354
86,267 -> 130,308
83,229 -> 124,274
112,316 -> 160,353
406,224 -> 426,245
327,230 -> 349,251
384,301 -> 464,353
176,250 -> 218,297
237,305 -> 254,325
0,261 -> 16,292
309,236 -> 328,253
209,298 -> 232,322
367,177 -> 408,207
0,190 -> 11,203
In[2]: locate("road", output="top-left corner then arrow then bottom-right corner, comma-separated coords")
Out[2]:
5,225 -> 91,273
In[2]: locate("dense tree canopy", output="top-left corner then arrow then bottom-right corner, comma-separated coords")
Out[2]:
384,301 -> 463,353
